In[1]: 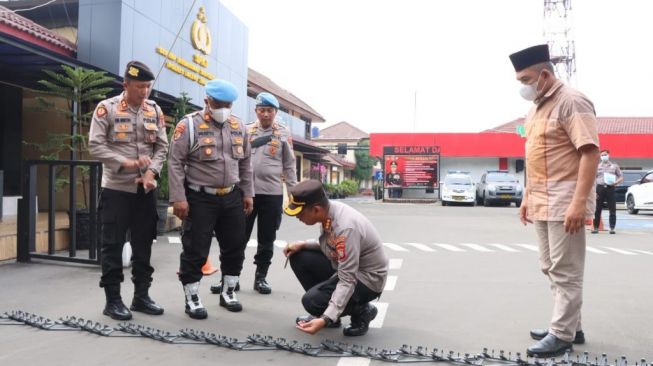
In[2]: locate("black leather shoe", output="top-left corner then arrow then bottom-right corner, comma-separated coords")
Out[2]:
130,295 -> 164,315
343,304 -> 377,336
295,315 -> 342,328
254,277 -> 272,294
530,329 -> 585,344
103,300 -> 132,321
527,334 -> 572,358
210,281 -> 240,294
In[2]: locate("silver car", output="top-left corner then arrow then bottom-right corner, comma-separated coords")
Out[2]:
476,170 -> 523,207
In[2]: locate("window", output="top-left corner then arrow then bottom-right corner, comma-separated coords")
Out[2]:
642,173 -> 653,184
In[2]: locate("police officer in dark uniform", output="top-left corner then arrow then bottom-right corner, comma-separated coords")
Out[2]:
283,180 -> 389,336
167,79 -> 254,319
89,61 -> 168,320
210,92 -> 296,295
386,161 -> 402,198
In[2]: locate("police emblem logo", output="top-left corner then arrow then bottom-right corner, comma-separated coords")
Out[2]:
96,105 -> 107,118
199,123 -> 209,129
234,137 -> 243,145
116,132 -> 127,139
173,123 -> 186,141
204,147 -> 213,155
128,66 -> 139,77
269,146 -> 277,155
117,123 -> 129,131
203,137 -> 212,144
144,123 -> 157,130
229,121 -> 239,129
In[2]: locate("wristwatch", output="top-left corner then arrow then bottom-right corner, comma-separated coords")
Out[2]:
320,315 -> 333,327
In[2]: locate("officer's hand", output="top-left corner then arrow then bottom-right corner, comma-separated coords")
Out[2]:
564,202 -> 585,234
243,197 -> 253,215
135,169 -> 157,191
283,242 -> 304,257
121,159 -> 140,171
173,201 -> 189,220
137,155 -> 152,169
519,201 -> 532,226
296,318 -> 325,335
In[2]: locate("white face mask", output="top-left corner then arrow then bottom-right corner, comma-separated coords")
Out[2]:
210,107 -> 231,123
519,72 -> 543,101
601,155 -> 609,162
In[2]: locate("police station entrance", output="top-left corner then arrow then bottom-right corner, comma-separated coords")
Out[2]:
382,145 -> 440,203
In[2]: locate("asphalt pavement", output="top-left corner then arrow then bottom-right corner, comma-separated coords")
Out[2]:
1,198 -> 652,365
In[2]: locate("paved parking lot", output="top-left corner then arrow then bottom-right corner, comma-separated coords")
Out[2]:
1,198 -> 652,365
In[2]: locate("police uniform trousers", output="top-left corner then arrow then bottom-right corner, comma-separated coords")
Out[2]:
246,194 -> 283,274
289,250 -> 380,317
179,188 -> 246,285
593,185 -> 616,229
535,221 -> 585,343
99,186 -> 157,288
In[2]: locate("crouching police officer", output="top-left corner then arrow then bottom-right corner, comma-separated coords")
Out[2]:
168,79 -> 254,319
283,180 -> 388,336
210,92 -> 296,295
89,61 -> 168,320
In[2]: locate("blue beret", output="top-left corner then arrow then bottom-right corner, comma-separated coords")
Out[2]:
205,79 -> 238,102
255,92 -> 279,109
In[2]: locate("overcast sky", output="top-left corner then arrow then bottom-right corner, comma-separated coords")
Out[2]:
221,0 -> 653,134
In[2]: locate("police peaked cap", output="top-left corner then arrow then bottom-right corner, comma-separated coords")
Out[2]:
205,79 -> 239,102
256,92 -> 279,109
509,44 -> 550,72
284,180 -> 327,216
125,61 -> 155,81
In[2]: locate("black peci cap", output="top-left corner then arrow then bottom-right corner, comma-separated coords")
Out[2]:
284,180 -> 327,216
124,60 -> 155,81
509,44 -> 550,72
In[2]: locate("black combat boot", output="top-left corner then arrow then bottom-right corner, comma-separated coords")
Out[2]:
253,270 -> 272,295
210,275 -> 240,294
343,303 -> 378,337
130,283 -> 164,315
219,275 -> 243,312
183,282 -> 207,319
103,285 -> 132,321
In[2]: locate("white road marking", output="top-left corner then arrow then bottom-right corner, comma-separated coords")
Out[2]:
246,239 -> 257,248
369,302 -> 389,328
403,242 -> 436,252
632,249 -> 653,255
604,247 -> 637,255
462,243 -> 494,252
383,242 -> 408,252
168,236 -> 181,244
389,258 -> 403,270
337,357 -> 371,366
489,243 -> 520,252
434,243 -> 466,252
273,240 -> 287,248
384,276 -> 398,291
585,246 -> 607,254
516,244 -> 539,252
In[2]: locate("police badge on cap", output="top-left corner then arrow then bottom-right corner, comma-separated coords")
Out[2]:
284,180 -> 327,216
509,44 -> 550,72
124,61 -> 155,81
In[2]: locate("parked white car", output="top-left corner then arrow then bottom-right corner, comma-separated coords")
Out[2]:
441,172 -> 475,206
625,170 -> 653,214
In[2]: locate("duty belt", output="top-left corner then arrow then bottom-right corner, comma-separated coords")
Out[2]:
188,184 -> 235,196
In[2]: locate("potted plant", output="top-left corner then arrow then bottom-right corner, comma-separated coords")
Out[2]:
26,65 -> 114,249
156,92 -> 196,234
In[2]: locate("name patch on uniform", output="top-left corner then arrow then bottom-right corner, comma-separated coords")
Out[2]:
96,105 -> 107,118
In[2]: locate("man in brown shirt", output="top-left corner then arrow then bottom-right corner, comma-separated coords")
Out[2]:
510,44 -> 599,357
89,61 -> 169,320
167,79 -> 253,319
283,180 -> 388,337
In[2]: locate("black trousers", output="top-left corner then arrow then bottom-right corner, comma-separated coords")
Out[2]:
179,188 -> 246,285
594,185 -> 617,229
99,186 -> 157,288
246,194 -> 283,275
289,250 -> 380,318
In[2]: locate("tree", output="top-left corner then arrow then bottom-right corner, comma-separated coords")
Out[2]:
353,139 -> 376,184
25,65 -> 114,207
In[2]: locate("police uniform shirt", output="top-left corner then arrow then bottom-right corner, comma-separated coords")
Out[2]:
310,200 -> 389,321
89,93 -> 169,193
595,161 -> 622,186
167,109 -> 254,203
247,121 -> 297,195
386,172 -> 401,186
